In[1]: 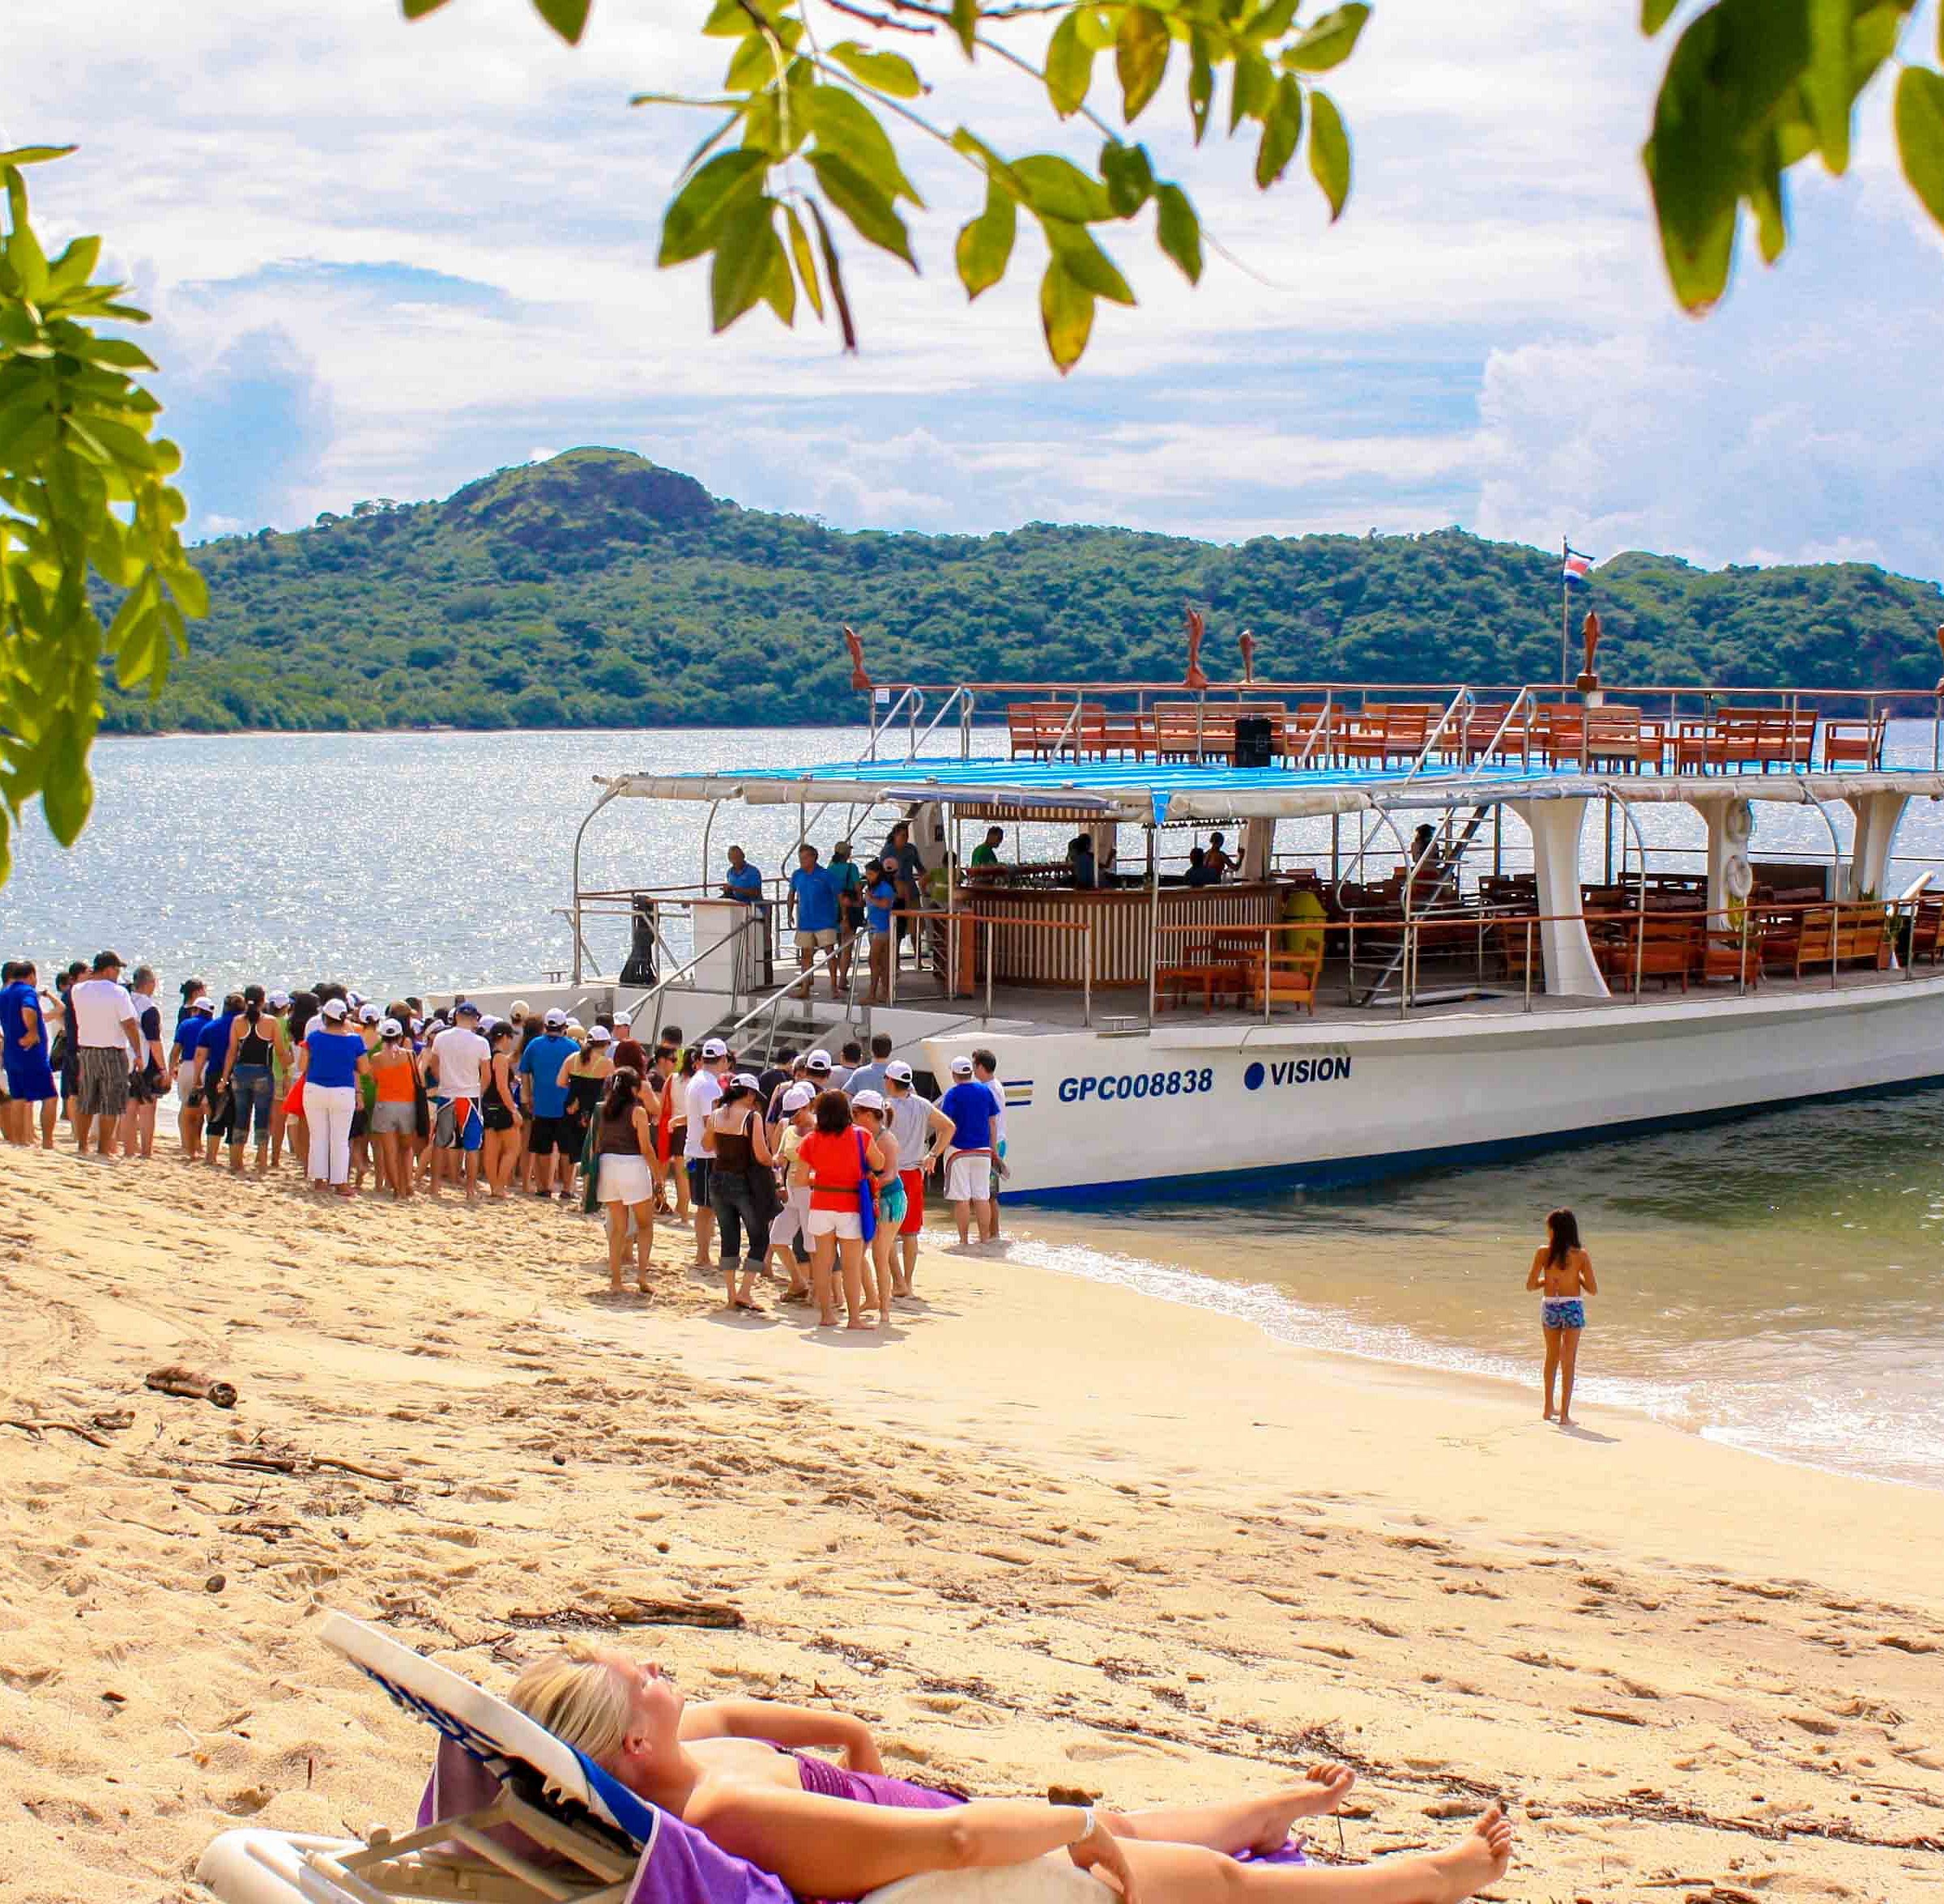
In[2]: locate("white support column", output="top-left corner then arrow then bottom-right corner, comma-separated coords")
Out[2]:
1844,790 -> 1908,901
1695,793 -> 1754,923
1507,798 -> 1609,999
1240,816 -> 1274,880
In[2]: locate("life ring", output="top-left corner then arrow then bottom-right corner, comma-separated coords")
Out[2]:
1724,854 -> 1754,901
1723,798 -> 1753,846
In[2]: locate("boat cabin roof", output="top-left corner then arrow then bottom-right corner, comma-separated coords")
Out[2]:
596,756 -> 1944,827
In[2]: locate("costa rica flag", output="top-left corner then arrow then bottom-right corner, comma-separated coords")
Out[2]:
1562,549 -> 1594,586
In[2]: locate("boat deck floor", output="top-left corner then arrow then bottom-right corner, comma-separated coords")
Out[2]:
876,961 -> 1938,1034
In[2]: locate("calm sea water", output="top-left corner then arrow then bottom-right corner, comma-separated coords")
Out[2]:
8,726 -> 1944,1490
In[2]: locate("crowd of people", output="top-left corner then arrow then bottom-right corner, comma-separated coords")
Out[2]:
1,952 -> 1011,1330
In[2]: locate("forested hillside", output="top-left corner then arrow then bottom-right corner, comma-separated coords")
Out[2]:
103,447 -> 1944,733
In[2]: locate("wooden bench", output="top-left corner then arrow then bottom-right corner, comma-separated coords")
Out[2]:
1336,705 -> 1434,768
1155,960 -> 1252,1011
1007,702 -> 1091,759
1680,707 -> 1818,773
1771,903 -> 1890,978
1284,703 -> 1339,766
1823,713 -> 1887,769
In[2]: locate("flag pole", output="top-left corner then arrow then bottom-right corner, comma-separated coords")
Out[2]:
1559,534 -> 1570,688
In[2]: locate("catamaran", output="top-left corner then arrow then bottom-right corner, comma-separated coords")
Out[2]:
465,643 -> 1944,1201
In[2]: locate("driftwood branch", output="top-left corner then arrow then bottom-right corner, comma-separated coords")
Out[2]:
146,1366 -> 238,1408
1,1416 -> 111,1448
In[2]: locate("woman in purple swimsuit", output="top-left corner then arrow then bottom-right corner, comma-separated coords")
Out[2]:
511,1647 -> 1514,1904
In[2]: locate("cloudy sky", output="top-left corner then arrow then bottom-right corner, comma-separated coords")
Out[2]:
10,0 -> 1943,577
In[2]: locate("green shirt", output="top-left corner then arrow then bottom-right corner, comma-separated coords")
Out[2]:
970,844 -> 1000,867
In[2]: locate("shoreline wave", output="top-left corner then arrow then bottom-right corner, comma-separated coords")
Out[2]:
1002,1226 -> 1944,1495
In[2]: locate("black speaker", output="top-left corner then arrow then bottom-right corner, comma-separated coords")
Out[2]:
619,896 -> 659,986
1234,715 -> 1274,769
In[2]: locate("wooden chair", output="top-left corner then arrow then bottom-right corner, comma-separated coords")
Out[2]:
1285,703 -> 1338,766
1595,914 -> 1699,991
1823,713 -> 1887,769
1696,923 -> 1762,987
1909,893 -> 1944,965
1153,702 -> 1237,760
1007,702 -> 1089,759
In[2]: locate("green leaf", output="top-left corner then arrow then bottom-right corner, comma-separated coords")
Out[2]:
825,40 -> 924,99
1045,11 -> 1096,117
950,0 -> 978,56
1640,0 -> 1679,30
1038,260 -> 1094,374
1643,0 -> 1810,312
727,23 -> 801,92
1230,47 -> 1273,133
954,178 -> 1017,299
528,0 -> 591,45
804,198 -> 858,349
0,145 -> 77,166
40,717 -> 93,847
1187,30 -> 1214,143
1282,2 -> 1371,74
1747,127 -> 1788,261
657,148 -> 769,266
1802,0 -> 1854,173
1011,153 -> 1113,223
1255,75 -> 1304,188
1154,182 -> 1203,283
806,151 -> 915,266
1307,87 -> 1351,219
1115,6 -> 1170,122
1895,66 -> 1944,226
1100,140 -> 1154,217
701,0 -> 752,34
1043,219 -> 1135,304
781,201 -> 825,320
45,234 -> 101,297
808,86 -> 923,203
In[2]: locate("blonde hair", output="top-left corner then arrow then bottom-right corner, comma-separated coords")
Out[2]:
509,1642 -> 633,1765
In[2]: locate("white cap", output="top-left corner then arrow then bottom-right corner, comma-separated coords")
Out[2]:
358,1003 -> 381,1024
267,990 -> 291,1008
731,1071 -> 762,1092
949,1055 -> 974,1075
321,997 -> 350,1020
885,1059 -> 914,1084
588,1024 -> 612,1043
189,996 -> 215,1014
409,1016 -> 425,1034
380,1016 -> 403,1037
544,1008 -> 567,1029
850,1088 -> 886,1113
781,1083 -> 814,1112
806,1047 -> 832,1068
565,1018 -> 584,1033
511,999 -> 531,1016
701,1037 -> 728,1059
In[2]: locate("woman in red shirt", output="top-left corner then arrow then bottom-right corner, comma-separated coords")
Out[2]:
795,1090 -> 885,1330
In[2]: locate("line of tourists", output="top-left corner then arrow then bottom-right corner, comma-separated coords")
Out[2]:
2,953 -> 1013,1329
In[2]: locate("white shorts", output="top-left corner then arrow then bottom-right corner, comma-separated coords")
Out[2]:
795,929 -> 838,950
945,1152 -> 993,1203
807,1206 -> 862,1240
597,1152 -> 657,1207
769,1186 -> 812,1250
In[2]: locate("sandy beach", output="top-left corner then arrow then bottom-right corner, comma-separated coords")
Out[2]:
3,1146 -> 1942,1904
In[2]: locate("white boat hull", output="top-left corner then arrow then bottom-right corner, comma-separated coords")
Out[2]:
927,975 -> 1944,1201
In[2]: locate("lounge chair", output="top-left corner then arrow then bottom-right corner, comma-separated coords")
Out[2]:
198,1612 -> 1097,1904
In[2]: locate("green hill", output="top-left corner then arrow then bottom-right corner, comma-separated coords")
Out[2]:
103,446 -> 1944,733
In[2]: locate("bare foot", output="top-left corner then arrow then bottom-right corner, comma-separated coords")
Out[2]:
1425,1804 -> 1512,1903
1558,1414 -> 1575,1428
1247,1765 -> 1357,1851
1542,1407 -> 1556,1421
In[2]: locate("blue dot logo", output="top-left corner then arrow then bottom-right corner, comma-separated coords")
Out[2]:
1243,1062 -> 1265,1092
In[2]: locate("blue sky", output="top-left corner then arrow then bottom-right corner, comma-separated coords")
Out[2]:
9,0 -> 1943,578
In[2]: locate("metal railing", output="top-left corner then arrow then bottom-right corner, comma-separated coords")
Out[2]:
878,908 -> 1095,1027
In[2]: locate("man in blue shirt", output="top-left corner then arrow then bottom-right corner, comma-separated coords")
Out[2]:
938,1054 -> 1000,1246
787,843 -> 841,1000
0,960 -> 58,1148
518,1008 -> 582,1195
721,846 -> 764,903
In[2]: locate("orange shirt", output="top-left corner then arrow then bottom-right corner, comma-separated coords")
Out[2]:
371,1048 -> 417,1104
797,1128 -> 869,1211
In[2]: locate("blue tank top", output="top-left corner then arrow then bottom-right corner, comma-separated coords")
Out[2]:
305,1026 -> 365,1089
